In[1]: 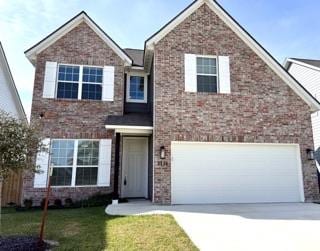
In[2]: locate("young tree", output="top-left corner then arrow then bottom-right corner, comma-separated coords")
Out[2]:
0,110 -> 44,207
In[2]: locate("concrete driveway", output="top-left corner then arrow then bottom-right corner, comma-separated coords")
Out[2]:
106,202 -> 320,251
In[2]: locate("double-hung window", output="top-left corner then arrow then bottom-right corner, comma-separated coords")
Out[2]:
126,73 -> 147,103
196,57 -> 218,93
76,140 -> 99,185
57,65 -> 80,99
50,139 -> 99,187
185,54 -> 230,94
82,67 -> 103,100
50,140 -> 74,186
56,64 -> 103,100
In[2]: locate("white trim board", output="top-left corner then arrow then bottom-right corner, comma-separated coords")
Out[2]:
25,12 -> 132,66
145,0 -> 320,112
105,125 -> 153,135
126,71 -> 148,103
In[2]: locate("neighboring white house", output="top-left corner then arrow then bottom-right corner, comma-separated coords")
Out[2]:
0,42 -> 26,120
0,42 -> 27,206
284,58 -> 320,161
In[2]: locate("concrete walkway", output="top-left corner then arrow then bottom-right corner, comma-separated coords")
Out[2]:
106,201 -> 320,251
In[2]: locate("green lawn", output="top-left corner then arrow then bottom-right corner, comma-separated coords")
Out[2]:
0,207 -> 198,251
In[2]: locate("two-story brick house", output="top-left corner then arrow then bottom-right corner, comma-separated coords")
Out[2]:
23,0 -> 320,205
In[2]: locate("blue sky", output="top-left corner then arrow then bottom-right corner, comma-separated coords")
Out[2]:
1,0 -> 320,118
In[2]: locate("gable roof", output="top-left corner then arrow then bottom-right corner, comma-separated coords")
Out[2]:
0,42 -> 26,121
284,58 -> 320,72
25,11 -> 132,66
144,0 -> 320,112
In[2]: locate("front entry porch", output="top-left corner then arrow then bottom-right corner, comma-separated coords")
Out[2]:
105,114 -> 153,203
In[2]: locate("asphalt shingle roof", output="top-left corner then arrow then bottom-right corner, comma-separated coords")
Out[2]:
124,48 -> 144,66
291,58 -> 320,69
105,113 -> 153,127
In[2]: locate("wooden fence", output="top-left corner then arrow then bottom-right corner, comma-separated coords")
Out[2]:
1,170 -> 22,206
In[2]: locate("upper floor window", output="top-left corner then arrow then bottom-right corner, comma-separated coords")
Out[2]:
126,73 -> 147,103
43,61 -> 114,101
196,57 -> 218,93
56,64 -> 103,100
57,65 -> 80,99
82,67 -> 103,100
185,54 -> 230,94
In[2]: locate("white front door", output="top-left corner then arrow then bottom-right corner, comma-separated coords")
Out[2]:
121,137 -> 148,198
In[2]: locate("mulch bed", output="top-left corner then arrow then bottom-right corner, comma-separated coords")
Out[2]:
0,236 -> 49,251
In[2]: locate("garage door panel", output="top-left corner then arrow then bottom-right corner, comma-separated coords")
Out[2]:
171,142 -> 304,204
172,189 -> 300,204
173,188 -> 301,203
173,167 -> 299,176
172,174 -> 299,187
172,179 -> 300,195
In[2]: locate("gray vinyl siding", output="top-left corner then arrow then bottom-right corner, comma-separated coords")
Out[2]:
288,63 -> 320,151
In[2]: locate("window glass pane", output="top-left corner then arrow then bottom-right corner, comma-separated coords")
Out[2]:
75,167 -> 98,185
51,140 -> 74,167
129,76 -> 144,100
58,65 -> 79,81
196,57 -> 216,75
82,66 -> 103,100
66,73 -> 72,81
197,75 -> 217,93
77,141 -> 99,166
57,82 -> 78,99
82,67 -> 103,84
83,74 -> 89,82
96,68 -> 103,76
96,75 -> 102,83
81,84 -> 102,100
83,67 -> 89,74
50,167 -> 72,186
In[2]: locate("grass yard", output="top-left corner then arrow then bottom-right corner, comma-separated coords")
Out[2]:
0,206 -> 198,251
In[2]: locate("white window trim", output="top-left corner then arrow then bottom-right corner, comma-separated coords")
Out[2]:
55,63 -> 103,101
126,72 -> 148,103
196,55 -> 220,92
50,139 -> 100,188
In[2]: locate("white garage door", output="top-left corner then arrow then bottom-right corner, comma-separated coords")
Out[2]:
171,142 -> 304,204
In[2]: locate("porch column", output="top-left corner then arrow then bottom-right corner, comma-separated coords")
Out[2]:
113,133 -> 120,200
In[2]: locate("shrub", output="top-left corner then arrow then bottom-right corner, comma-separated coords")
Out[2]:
54,199 -> 62,208
40,198 -> 49,209
64,198 -> 73,207
87,193 -> 112,207
70,193 -> 112,208
6,202 -> 17,207
23,198 -> 33,209
81,199 -> 89,208
72,200 -> 82,208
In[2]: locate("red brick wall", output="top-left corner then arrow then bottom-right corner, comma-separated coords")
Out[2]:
22,22 -> 124,205
153,4 -> 319,204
